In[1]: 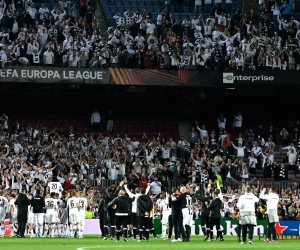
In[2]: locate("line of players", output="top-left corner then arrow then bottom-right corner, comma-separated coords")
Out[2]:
0,185 -> 88,238
0,180 -> 278,242
98,179 -> 197,242
98,180 -> 158,242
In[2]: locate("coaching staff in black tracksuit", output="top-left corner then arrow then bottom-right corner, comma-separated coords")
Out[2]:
31,189 -> 45,238
98,198 -> 105,237
206,191 -> 224,241
15,188 -> 32,238
137,188 -> 152,242
170,187 -> 181,242
196,191 -> 213,240
108,189 -> 134,242
101,183 -> 121,240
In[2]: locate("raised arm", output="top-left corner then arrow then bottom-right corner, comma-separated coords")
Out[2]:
259,188 -> 269,200
124,184 -> 134,198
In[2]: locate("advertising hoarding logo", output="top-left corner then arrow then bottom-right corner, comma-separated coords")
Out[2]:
223,73 -> 234,83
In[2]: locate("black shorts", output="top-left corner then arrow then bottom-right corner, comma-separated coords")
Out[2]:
127,214 -> 133,224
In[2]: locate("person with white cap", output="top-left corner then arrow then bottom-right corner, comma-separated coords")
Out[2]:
237,185 -> 258,245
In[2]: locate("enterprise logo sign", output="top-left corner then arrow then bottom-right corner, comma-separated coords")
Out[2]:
223,73 -> 234,83
223,73 -> 275,84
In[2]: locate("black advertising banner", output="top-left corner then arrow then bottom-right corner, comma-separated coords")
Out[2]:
0,66 -> 299,86
0,66 -> 113,84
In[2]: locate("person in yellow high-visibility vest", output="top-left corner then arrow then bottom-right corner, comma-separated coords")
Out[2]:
106,110 -> 114,132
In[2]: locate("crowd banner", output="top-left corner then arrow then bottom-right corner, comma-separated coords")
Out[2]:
154,219 -> 268,236
1,66 -> 299,85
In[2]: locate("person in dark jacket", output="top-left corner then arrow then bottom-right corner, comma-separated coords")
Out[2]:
272,161 -> 281,181
166,193 -> 173,240
108,187 -> 134,242
279,164 -> 288,189
206,191 -> 224,241
97,179 -> 121,240
177,187 -> 193,242
15,188 -> 32,237
31,189 -> 45,238
98,199 -> 105,237
170,187 -> 181,242
196,191 -> 212,239
136,188 -> 153,242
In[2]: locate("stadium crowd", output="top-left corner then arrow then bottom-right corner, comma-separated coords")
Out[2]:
0,0 -> 299,70
0,110 -> 299,230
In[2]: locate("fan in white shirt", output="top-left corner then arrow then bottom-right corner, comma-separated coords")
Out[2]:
43,48 -> 54,65
146,20 -> 156,35
212,28 -> 222,41
69,51 -> 79,67
107,164 -> 118,180
135,34 -> 145,47
39,4 -> 49,20
27,3 -> 37,20
196,122 -> 209,140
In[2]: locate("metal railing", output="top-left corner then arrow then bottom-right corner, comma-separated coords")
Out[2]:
91,179 -> 290,195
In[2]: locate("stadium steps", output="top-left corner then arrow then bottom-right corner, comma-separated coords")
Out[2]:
179,121 -> 192,140
244,0 -> 257,15
96,1 -> 109,38
8,115 -> 180,140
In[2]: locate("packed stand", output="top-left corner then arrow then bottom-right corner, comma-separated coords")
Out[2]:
100,0 -> 300,70
102,0 -> 300,70
0,0 -> 299,69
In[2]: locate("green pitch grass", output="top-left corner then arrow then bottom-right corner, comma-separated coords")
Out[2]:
1,236 -> 300,250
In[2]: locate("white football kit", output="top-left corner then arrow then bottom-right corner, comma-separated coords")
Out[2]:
45,198 -> 58,223
27,206 -> 34,224
78,197 -> 87,237
78,198 -> 87,224
67,197 -> 79,224
9,199 -> 17,223
182,195 -> 193,227
47,182 -> 63,196
0,196 -> 8,222
159,199 -> 171,225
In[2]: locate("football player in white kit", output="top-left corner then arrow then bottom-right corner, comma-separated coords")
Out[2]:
78,192 -> 87,238
0,190 -> 9,237
158,193 -> 171,239
58,191 -> 68,237
67,191 -> 79,238
47,180 -> 63,197
44,192 -> 58,237
52,193 -> 61,237
8,193 -> 17,237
